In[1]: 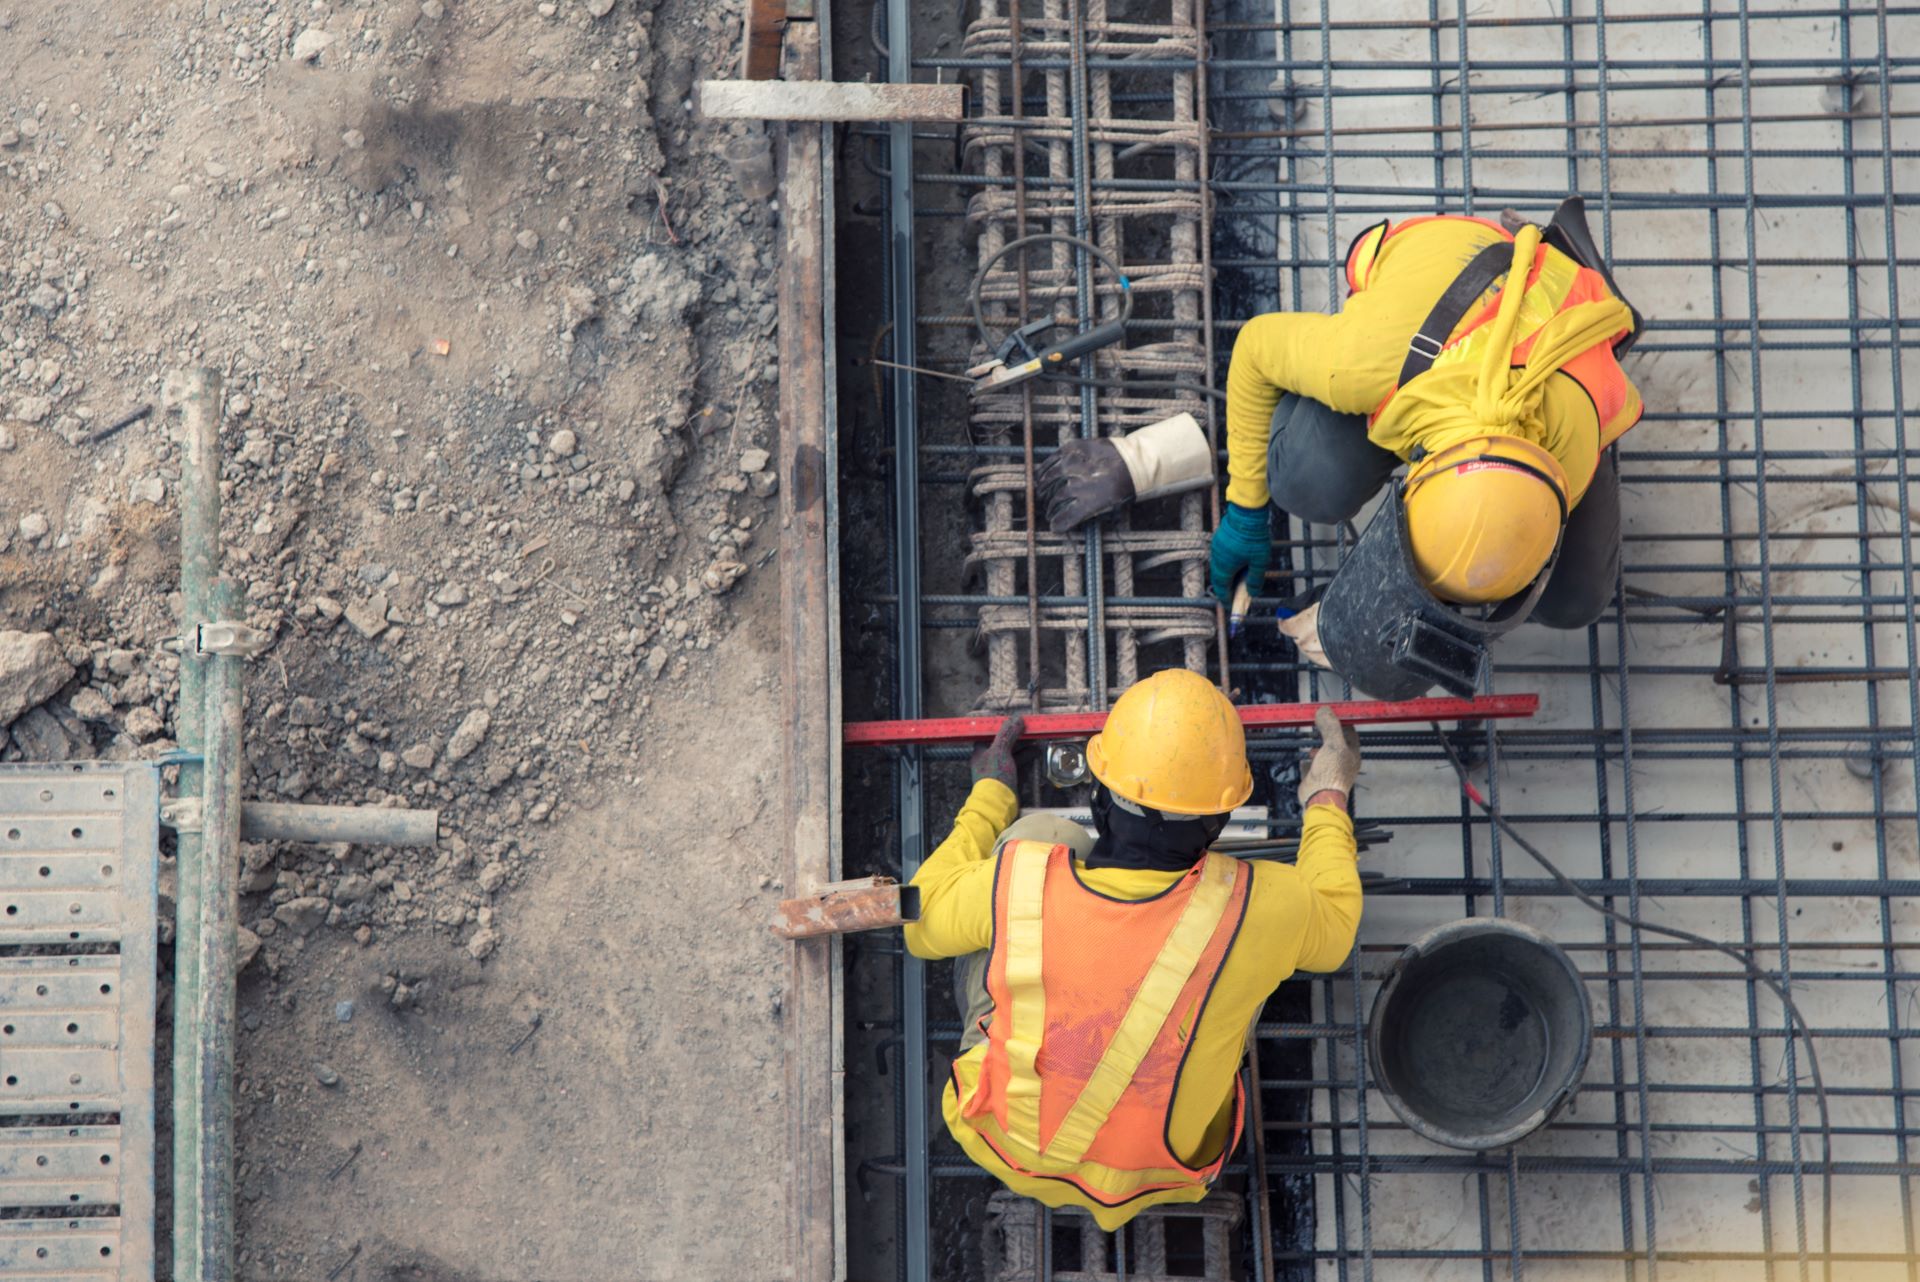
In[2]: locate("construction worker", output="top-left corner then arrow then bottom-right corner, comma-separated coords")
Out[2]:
1208,198 -> 1644,695
904,669 -> 1363,1228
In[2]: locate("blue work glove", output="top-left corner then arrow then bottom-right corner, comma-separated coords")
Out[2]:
1208,502 -> 1271,606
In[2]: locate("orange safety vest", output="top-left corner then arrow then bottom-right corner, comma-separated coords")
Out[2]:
954,839 -> 1252,1210
1345,215 -> 1643,457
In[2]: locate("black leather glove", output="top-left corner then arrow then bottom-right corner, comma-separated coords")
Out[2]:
1036,438 -> 1133,533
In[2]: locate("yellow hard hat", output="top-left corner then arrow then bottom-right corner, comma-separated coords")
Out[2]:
1404,435 -> 1569,605
1085,669 -> 1253,816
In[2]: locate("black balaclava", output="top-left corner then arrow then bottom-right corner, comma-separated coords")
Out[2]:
1086,781 -> 1232,874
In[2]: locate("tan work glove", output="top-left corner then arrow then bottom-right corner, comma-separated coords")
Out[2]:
1298,705 -> 1361,807
1278,601 -> 1333,670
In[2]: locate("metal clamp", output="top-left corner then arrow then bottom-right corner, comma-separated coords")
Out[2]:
1044,742 -> 1090,788
161,796 -> 204,834
196,621 -> 272,659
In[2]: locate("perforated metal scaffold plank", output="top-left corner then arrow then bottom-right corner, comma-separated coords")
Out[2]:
0,764 -> 159,1281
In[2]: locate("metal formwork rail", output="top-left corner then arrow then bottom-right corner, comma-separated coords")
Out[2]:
853,1 -> 1920,1280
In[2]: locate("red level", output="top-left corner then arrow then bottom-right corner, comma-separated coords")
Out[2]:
844,693 -> 1539,747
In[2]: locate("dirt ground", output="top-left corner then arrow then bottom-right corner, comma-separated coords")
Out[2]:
1,1 -> 793,1277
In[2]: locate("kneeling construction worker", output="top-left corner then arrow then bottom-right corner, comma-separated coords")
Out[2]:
904,669 -> 1363,1227
1208,199 -> 1644,696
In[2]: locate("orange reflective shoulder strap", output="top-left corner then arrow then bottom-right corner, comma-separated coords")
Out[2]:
999,840 -> 1055,1150
1040,855 -> 1244,1165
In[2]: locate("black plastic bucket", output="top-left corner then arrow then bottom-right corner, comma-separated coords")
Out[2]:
1368,917 -> 1592,1150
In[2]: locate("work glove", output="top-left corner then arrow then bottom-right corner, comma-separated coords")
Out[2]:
969,715 -> 1026,793
1298,705 -> 1361,807
1036,413 -> 1214,534
1209,501 -> 1271,605
1277,602 -> 1334,671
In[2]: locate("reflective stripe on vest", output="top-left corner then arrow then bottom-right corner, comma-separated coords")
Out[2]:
1357,216 -> 1642,454
959,839 -> 1251,1205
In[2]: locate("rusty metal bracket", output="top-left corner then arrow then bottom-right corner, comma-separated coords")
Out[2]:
195,621 -> 271,659
772,876 -> 919,940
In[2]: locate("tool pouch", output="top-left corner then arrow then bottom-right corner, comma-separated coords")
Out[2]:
1541,195 -> 1645,356
1316,486 -> 1559,699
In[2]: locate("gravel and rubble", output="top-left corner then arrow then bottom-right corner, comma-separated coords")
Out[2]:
0,0 -> 781,975
1,1 -> 795,1275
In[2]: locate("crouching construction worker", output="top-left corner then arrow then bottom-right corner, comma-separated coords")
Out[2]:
1210,197 -> 1645,698
904,669 -> 1363,1228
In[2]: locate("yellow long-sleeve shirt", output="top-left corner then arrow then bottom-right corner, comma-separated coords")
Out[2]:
1224,217 -> 1604,511
905,780 -> 1362,1229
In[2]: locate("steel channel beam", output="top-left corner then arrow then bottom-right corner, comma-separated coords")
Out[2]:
884,1 -> 930,1278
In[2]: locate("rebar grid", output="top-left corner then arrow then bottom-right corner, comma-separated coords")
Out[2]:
862,0 -> 1920,1279
962,0 -> 1222,713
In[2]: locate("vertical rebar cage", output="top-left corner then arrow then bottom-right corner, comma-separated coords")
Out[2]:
857,0 -> 1920,1277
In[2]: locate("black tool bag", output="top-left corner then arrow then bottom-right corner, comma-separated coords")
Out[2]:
1316,483 -> 1560,701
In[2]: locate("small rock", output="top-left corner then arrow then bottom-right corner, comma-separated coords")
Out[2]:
311,595 -> 344,626
312,1061 -> 341,1088
103,650 -> 137,678
645,646 -> 669,679
420,0 -> 445,17
0,426 -> 14,451
357,562 -> 390,585
26,282 -> 63,315
133,476 -> 167,504
739,448 -> 771,474
466,927 -> 500,961
335,1000 -> 355,1023
516,229 -> 541,251
288,695 -> 324,726
401,743 -> 436,770
236,926 -> 263,970
291,27 -> 335,62
341,128 -> 366,150
332,873 -> 373,904
477,862 -> 509,894
272,896 -> 332,935
702,560 -> 748,594
445,708 -> 493,763
68,687 -> 113,722
123,706 -> 164,740
432,582 -> 469,607
548,428 -> 577,457
749,470 -> 779,499
13,396 -> 50,424
0,631 -> 75,725
346,595 -> 390,639
585,0 -> 616,14
18,513 -> 49,541
0,129 -> 17,149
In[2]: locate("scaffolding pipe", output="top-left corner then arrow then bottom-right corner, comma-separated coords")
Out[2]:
237,802 -> 439,847
180,576 -> 244,1282
169,366 -> 221,1280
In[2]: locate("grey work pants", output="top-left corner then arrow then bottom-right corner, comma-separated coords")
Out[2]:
1263,392 -> 1622,629
953,813 -> 1096,1054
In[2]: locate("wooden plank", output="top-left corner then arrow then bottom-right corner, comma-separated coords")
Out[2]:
740,0 -> 786,81
775,18 -> 843,1282
772,877 -> 919,940
699,79 -> 965,123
